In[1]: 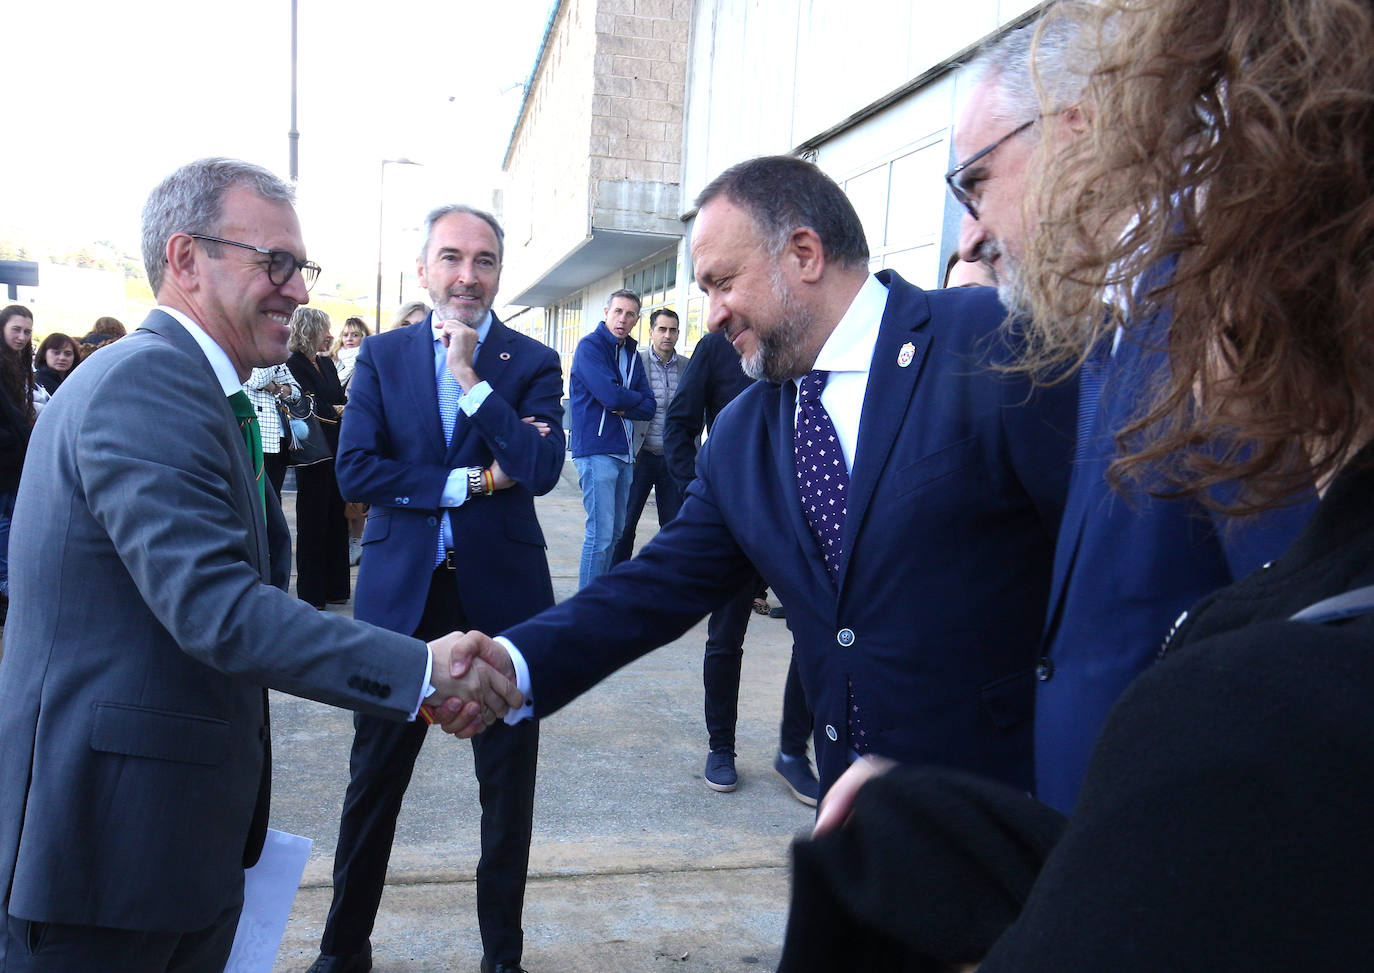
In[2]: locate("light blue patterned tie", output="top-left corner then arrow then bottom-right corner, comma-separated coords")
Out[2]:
434,346 -> 464,566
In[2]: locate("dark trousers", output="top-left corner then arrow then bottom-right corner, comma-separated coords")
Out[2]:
293,459 -> 350,607
610,451 -> 684,566
264,445 -> 288,498
703,577 -> 812,756
319,568 -> 539,967
3,898 -> 241,973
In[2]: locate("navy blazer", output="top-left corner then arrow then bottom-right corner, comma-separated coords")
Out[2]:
503,273 -> 1076,794
335,314 -> 566,635
1035,324 -> 1314,813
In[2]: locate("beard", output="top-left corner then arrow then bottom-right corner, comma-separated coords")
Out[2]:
981,236 -> 1028,314
430,289 -> 491,328
740,268 -> 817,383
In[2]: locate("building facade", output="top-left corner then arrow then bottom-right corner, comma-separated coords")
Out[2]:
500,0 -> 1041,373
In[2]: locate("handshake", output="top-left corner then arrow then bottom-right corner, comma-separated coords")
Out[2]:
421,632 -> 520,738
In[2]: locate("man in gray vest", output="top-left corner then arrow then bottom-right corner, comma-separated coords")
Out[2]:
612,307 -> 689,565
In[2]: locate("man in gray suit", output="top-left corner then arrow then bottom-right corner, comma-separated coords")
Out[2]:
0,158 -> 517,972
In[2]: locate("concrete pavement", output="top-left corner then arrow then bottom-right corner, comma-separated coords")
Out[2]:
270,463 -> 810,972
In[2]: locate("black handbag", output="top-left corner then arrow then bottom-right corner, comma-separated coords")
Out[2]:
284,393 -> 335,467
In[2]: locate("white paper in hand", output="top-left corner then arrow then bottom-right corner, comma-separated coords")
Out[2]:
225,829 -> 313,973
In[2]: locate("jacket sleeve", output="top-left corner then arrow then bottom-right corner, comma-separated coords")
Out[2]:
622,349 -> 656,420
76,349 -> 427,717
572,336 -> 655,416
664,348 -> 710,486
467,342 -> 567,496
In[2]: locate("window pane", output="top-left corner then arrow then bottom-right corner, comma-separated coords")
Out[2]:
845,164 -> 891,250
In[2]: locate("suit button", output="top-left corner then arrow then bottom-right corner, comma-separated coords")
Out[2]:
426,516 -> 437,526
825,724 -> 838,742
495,437 -> 507,449
1036,657 -> 1055,681
836,628 -> 855,647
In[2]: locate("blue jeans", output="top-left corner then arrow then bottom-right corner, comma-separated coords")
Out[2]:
574,453 -> 634,589
610,451 -> 684,566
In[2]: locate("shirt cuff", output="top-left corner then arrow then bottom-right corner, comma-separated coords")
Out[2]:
440,468 -> 475,507
458,380 -> 493,416
409,642 -> 436,721
496,635 -> 535,723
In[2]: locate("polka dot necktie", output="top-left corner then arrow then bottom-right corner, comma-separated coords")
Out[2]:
794,370 -> 848,585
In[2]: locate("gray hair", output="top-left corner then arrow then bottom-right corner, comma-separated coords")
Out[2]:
288,306 -> 332,357
418,204 -> 505,265
141,157 -> 295,294
694,156 -> 870,270
605,288 -> 641,311
968,8 -> 1095,134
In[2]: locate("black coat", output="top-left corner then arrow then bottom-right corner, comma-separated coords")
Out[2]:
783,450 -> 1374,972
662,329 -> 754,487
286,352 -> 347,453
34,367 -> 66,397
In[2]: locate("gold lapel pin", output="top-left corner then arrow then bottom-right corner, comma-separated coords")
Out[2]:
499,351 -> 512,360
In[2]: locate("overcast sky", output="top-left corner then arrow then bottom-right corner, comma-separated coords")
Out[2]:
5,0 -> 556,293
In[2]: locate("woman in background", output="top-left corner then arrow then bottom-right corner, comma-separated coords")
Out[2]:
33,332 -> 79,397
330,316 -> 370,389
329,316 -> 372,563
243,363 -> 301,498
390,300 -> 429,331
286,308 -> 350,610
0,306 -> 36,623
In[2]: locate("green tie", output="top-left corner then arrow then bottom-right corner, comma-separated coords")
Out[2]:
229,390 -> 267,517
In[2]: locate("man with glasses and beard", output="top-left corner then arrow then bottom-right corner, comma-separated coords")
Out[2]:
950,15 -> 1312,815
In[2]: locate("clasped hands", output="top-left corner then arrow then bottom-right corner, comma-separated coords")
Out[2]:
423,632 -> 519,738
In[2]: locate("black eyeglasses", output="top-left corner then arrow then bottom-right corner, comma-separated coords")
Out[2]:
188,233 -> 322,291
945,118 -> 1036,221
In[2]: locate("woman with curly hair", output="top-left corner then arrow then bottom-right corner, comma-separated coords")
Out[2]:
0,305 -> 36,619
785,1 -> 1374,969
286,307 -> 350,609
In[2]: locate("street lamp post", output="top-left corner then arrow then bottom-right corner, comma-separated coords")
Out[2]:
375,157 -> 423,332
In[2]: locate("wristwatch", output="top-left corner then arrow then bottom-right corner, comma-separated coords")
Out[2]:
467,467 -> 488,498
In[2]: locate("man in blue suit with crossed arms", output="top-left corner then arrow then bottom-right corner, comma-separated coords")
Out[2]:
448,155 -> 1076,798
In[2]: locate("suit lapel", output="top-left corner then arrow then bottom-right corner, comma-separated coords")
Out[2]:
446,317 -> 514,463
406,316 -> 448,457
836,284 -> 931,589
139,311 -> 271,575
768,380 -> 836,594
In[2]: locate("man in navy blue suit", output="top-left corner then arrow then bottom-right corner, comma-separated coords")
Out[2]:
308,205 -> 564,973
448,156 -> 1076,798
953,16 -> 1313,813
